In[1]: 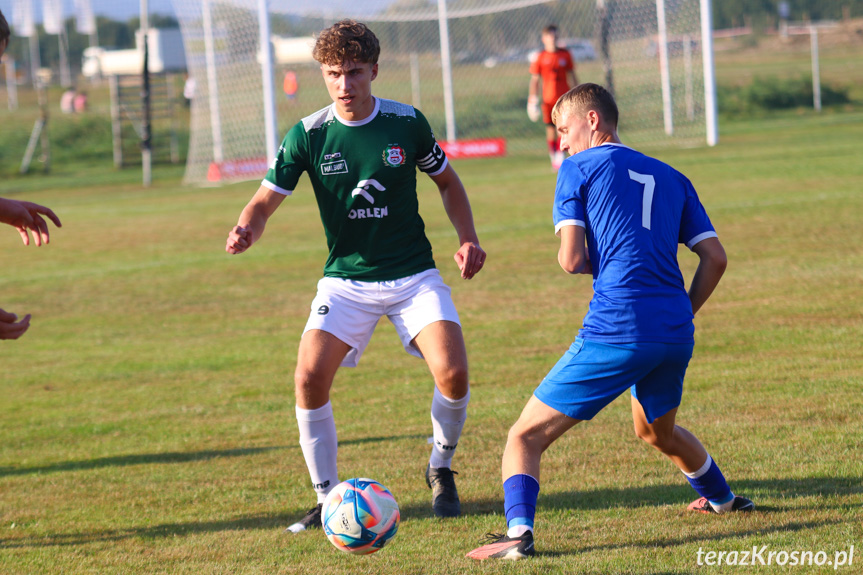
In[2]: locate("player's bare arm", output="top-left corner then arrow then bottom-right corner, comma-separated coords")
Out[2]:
226,185 -> 286,254
0,198 -> 62,247
557,224 -> 590,274
688,236 -> 727,314
429,164 -> 485,280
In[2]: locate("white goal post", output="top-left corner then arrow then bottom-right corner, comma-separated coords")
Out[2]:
171,0 -> 717,185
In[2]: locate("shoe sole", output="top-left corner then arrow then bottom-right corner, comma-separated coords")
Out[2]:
688,496 -> 755,514
466,542 -> 534,560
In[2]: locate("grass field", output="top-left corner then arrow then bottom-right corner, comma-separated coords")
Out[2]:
1,103 -> 861,574
2,28 -> 863,573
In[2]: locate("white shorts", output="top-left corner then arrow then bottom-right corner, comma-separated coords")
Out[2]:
302,268 -> 461,367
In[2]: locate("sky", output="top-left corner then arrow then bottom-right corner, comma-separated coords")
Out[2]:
0,0 -> 404,26
0,0 -> 178,26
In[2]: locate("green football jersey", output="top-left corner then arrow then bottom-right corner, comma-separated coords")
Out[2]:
263,97 -> 448,281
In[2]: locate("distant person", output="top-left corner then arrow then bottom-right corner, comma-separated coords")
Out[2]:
73,90 -> 87,113
467,83 -> 752,561
225,20 -> 485,533
0,197 -> 63,339
283,70 -> 299,100
61,89 -> 76,113
527,25 -> 577,171
0,13 -> 63,340
183,75 -> 195,107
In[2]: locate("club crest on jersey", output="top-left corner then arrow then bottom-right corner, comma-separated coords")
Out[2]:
382,144 -> 406,168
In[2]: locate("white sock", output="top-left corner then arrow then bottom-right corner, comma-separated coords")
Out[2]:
682,455 -> 713,479
507,524 -> 532,538
711,496 -> 736,513
429,387 -> 469,469
296,402 -> 338,504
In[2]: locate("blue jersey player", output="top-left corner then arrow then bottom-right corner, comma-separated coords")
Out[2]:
467,83 -> 753,561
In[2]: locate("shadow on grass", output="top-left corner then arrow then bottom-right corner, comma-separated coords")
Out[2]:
560,518 -> 846,558
0,446 -> 292,477
0,434 -> 425,478
0,513 -> 299,549
536,517 -> 845,557
0,512 -> 844,552
3,476 -> 857,550
535,476 -> 863,514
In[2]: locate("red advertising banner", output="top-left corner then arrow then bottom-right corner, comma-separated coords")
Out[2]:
438,138 -> 507,159
207,157 -> 269,182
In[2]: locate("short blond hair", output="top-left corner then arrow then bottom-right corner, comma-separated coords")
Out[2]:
552,83 -> 619,128
313,19 -> 380,66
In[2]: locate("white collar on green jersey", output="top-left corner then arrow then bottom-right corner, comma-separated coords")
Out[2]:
332,97 -> 381,127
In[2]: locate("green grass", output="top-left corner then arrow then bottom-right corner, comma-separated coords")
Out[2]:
2,31 -> 863,573
1,107 -> 861,573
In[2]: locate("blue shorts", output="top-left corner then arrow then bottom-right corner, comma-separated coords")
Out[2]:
534,338 -> 695,424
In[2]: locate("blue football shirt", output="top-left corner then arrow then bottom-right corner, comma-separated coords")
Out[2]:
553,143 -> 717,343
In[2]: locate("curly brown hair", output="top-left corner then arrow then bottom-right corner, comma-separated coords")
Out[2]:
313,19 -> 380,66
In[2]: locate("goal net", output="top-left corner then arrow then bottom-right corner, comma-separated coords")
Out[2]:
172,0 -> 710,185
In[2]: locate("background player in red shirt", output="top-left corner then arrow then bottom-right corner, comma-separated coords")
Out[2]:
528,25 -> 578,170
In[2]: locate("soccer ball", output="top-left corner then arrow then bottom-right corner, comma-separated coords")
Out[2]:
322,478 -> 400,555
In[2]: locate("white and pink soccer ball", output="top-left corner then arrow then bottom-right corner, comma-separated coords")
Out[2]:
322,478 -> 400,555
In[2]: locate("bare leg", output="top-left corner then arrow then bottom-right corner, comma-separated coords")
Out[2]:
545,124 -> 557,150
412,320 -> 469,399
502,395 -> 581,482
294,329 -> 351,409
630,397 -> 708,473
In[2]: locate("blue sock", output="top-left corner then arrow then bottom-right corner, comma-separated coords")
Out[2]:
503,474 -> 540,534
683,455 -> 733,506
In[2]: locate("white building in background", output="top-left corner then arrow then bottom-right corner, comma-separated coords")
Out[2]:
82,28 -> 186,78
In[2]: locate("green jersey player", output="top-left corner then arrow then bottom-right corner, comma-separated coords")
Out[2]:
226,19 -> 486,532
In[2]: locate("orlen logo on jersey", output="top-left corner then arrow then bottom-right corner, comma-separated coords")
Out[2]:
349,179 -> 388,220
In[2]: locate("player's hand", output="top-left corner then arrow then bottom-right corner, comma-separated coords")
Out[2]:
0,198 -> 62,247
580,251 -> 593,275
527,96 -> 541,123
226,225 -> 254,254
0,309 -> 31,340
454,241 -> 485,280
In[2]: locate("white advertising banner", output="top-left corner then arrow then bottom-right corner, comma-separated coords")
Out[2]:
42,0 -> 65,35
11,0 -> 35,37
74,0 -> 97,35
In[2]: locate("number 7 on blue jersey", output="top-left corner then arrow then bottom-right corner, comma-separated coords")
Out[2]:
628,170 -> 655,230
